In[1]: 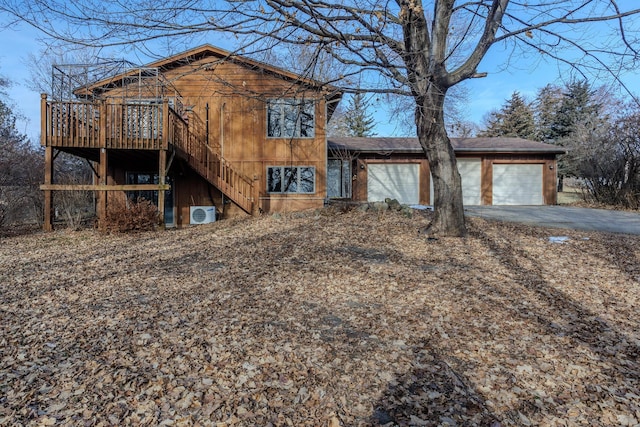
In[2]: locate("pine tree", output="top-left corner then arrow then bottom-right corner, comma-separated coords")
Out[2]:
533,80 -> 605,191
479,92 -> 535,139
343,93 -> 376,137
533,84 -> 564,142
552,80 -> 601,141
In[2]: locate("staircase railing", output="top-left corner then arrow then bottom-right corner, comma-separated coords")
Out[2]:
166,106 -> 255,214
41,95 -> 255,214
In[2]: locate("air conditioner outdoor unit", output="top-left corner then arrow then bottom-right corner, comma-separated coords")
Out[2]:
190,206 -> 216,225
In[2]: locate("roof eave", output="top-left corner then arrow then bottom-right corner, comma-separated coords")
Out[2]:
455,148 -> 567,154
75,44 -> 343,97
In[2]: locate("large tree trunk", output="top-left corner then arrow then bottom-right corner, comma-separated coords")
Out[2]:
416,85 -> 466,237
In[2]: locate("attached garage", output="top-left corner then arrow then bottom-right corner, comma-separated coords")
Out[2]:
327,137 -> 564,206
492,164 -> 544,205
367,163 -> 420,204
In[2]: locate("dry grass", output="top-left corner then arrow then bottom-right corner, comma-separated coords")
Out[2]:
1,208 -> 639,426
557,187 -> 584,205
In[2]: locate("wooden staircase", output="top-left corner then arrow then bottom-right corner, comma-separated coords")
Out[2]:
41,97 -> 256,214
166,107 -> 255,214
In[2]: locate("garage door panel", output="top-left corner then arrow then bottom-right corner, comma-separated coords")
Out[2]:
428,159 -> 481,206
458,159 -> 482,205
368,164 -> 419,205
493,164 -> 543,205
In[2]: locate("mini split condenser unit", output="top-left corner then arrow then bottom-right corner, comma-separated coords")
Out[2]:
190,206 -> 216,225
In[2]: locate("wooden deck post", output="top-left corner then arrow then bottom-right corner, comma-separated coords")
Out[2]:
97,148 -> 108,230
157,99 -> 170,228
41,94 -> 54,231
96,100 -> 108,230
43,147 -> 54,231
158,149 -> 166,228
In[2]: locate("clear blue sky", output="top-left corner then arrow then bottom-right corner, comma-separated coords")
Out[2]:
1,16 -> 639,143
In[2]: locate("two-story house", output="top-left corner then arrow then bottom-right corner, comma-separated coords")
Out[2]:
41,44 -> 342,230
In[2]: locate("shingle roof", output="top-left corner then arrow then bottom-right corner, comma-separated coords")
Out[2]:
328,137 -> 566,154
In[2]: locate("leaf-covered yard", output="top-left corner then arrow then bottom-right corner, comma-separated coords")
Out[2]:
1,208 -> 639,426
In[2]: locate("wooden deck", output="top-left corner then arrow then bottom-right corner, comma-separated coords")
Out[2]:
41,95 -> 255,215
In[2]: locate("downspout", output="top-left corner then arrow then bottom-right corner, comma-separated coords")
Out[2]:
220,102 -> 226,209
220,102 -> 225,159
205,102 -> 209,145
205,102 -> 219,212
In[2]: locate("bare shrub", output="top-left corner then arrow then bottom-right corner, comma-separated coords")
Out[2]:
0,185 -> 42,229
52,153 -> 95,229
567,106 -> 640,210
53,190 -> 94,230
103,197 -> 160,233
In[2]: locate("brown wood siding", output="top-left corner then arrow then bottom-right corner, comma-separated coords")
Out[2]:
174,169 -> 219,225
481,158 -> 493,205
98,56 -> 329,215
166,59 -> 328,214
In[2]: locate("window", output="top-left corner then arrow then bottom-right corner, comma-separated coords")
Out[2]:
267,99 -> 315,138
327,159 -> 352,198
267,166 -> 315,193
126,172 -> 174,225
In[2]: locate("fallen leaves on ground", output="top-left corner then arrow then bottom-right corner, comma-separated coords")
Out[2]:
0,208 -> 639,426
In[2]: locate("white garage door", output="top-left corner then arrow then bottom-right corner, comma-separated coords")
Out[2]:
368,163 -> 420,205
428,158 -> 482,206
458,158 -> 482,205
493,164 -> 543,205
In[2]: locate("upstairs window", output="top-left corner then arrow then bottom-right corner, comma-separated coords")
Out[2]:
267,99 -> 315,138
267,166 -> 315,193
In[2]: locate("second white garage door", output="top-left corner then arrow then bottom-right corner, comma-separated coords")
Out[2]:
492,164 -> 543,205
429,158 -> 482,206
367,163 -> 420,205
458,158 -> 482,205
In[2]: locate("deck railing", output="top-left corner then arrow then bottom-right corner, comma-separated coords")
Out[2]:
44,99 -> 101,148
42,96 -> 165,150
41,95 -> 255,213
105,102 -> 163,149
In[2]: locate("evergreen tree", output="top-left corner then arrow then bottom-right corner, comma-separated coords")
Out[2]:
343,93 -> 376,137
551,80 -> 602,141
479,92 -> 535,139
535,80 -> 604,190
533,84 -> 564,142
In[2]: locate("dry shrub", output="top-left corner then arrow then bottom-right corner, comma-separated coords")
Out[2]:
103,197 -> 160,233
0,185 -> 42,230
54,190 -> 95,231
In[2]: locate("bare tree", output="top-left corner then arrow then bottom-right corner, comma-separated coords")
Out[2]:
566,99 -> 640,209
2,1 -> 639,236
0,74 -> 43,229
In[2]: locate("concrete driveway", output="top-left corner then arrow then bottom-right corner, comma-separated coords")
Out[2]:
464,205 -> 640,235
